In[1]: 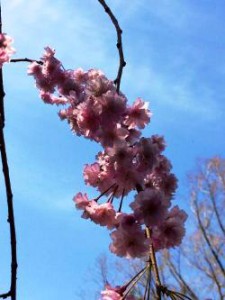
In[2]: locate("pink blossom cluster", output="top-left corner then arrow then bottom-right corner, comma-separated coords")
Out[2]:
0,34 -> 15,68
100,284 -> 136,300
28,47 -> 187,260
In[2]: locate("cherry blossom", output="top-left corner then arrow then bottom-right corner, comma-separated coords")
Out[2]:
100,284 -> 137,300
100,284 -> 124,300
73,192 -> 89,210
0,33 -> 15,67
130,188 -> 170,227
124,98 -> 151,129
28,47 -> 187,259
83,163 -> 101,187
110,214 -> 149,258
152,206 -> 188,250
84,202 -> 117,229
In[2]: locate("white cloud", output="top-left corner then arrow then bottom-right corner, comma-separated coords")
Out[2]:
124,63 -> 221,121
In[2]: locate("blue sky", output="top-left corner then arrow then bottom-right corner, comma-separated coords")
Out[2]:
0,0 -> 225,299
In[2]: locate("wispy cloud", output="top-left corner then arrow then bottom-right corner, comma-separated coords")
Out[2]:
145,0 -> 192,29
4,0 -> 224,121
124,63 -> 222,122
3,0 -> 224,129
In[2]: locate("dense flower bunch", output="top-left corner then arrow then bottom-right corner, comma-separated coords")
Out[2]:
28,47 -> 187,260
0,33 -> 15,67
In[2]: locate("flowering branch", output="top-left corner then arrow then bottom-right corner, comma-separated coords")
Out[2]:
98,0 -> 126,93
25,43 -> 189,298
17,1 -> 189,298
0,5 -> 18,300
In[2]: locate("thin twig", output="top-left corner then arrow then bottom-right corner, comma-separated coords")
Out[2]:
170,295 -> 178,300
10,58 -> 43,65
143,263 -> 151,300
124,266 -> 147,288
172,290 -> 193,300
122,267 -> 148,300
0,5 -> 18,300
166,255 -> 198,300
98,0 -> 126,93
205,176 -> 225,236
193,193 -> 225,277
164,250 -> 197,299
204,251 -> 224,299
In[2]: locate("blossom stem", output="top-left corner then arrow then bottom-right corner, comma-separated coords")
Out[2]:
95,183 -> 117,201
107,185 -> 118,204
118,188 -> 125,212
145,227 -> 162,300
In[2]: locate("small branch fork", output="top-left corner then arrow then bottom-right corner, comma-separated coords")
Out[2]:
0,5 -> 18,300
98,0 -> 126,93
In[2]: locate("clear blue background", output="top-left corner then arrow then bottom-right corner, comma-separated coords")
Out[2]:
0,1 -> 225,299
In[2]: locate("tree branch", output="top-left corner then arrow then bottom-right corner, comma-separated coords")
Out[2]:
205,175 -> 225,236
204,252 -> 224,299
10,58 -> 43,64
193,192 -> 225,278
0,5 -> 18,300
98,0 -> 126,93
165,253 -> 199,300
0,292 -> 11,299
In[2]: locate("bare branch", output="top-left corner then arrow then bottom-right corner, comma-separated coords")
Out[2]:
204,252 -> 224,299
0,292 -> 11,299
193,192 -> 225,278
98,0 -> 126,93
10,58 -> 43,64
204,168 -> 225,236
0,5 -> 18,300
165,253 -> 198,300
